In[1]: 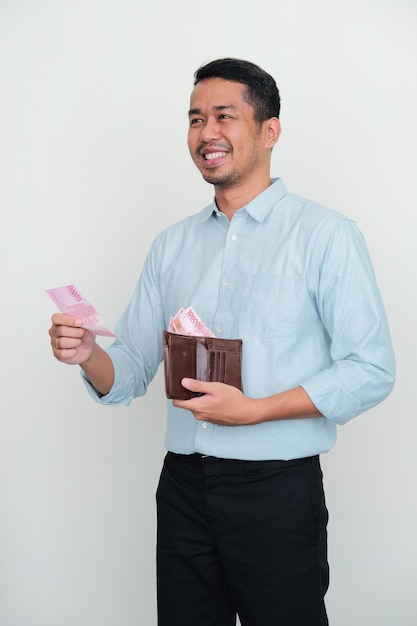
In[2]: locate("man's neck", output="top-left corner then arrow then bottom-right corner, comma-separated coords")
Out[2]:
214,175 -> 272,220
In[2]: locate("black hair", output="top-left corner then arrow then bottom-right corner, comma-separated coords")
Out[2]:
194,58 -> 281,124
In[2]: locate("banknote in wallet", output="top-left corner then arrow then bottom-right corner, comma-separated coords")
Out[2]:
169,306 -> 215,337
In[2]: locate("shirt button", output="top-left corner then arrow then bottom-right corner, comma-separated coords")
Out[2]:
231,235 -> 237,241
202,422 -> 208,429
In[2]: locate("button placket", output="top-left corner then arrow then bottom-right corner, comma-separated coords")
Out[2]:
213,213 -> 247,336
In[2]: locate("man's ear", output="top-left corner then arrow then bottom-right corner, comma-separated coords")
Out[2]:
265,117 -> 281,149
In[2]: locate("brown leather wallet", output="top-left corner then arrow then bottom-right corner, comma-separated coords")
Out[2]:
162,330 -> 243,400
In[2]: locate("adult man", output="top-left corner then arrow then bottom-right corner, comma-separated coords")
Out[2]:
49,58 -> 395,625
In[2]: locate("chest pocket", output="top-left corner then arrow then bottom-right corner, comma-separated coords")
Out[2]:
238,273 -> 306,338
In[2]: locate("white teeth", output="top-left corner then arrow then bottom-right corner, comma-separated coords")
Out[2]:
204,152 -> 227,160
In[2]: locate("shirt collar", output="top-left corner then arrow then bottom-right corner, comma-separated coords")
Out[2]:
198,178 -> 287,223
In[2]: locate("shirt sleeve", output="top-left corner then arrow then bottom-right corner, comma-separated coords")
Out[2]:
81,239 -> 166,406
300,219 -> 395,424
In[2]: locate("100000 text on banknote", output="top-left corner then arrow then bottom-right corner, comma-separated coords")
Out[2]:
46,284 -> 116,337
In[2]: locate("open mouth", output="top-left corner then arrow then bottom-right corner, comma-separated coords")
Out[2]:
204,151 -> 228,161
201,150 -> 229,167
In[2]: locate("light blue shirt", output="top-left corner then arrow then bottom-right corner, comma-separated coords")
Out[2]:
83,179 -> 395,460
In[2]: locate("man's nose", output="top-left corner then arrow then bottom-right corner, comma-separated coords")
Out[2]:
198,118 -> 221,143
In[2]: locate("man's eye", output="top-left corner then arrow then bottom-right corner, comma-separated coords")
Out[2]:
190,118 -> 203,126
219,114 -> 231,120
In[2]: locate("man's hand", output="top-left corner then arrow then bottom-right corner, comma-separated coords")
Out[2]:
172,379 -> 322,425
172,378 -> 259,426
49,312 -> 115,395
49,313 -> 96,365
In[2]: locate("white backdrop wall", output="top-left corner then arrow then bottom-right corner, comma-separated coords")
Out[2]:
0,1 -> 416,624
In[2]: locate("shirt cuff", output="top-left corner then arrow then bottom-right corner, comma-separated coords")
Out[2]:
301,369 -> 362,425
80,349 -> 136,406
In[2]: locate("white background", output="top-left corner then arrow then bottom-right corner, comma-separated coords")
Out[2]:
0,1 -> 416,624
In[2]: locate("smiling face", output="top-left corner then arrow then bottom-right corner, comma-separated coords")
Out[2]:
187,78 -> 280,191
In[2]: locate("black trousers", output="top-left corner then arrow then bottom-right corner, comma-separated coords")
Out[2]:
156,452 -> 329,626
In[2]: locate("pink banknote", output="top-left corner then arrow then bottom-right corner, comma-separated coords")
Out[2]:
169,306 -> 215,337
46,284 -> 116,337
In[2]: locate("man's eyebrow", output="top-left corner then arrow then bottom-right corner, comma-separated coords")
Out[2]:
188,104 -> 237,116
